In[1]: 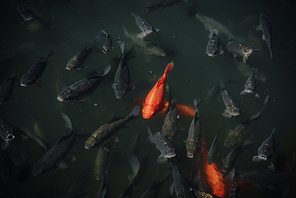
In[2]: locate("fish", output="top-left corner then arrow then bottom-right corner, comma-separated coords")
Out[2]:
18,127 -> 48,152
84,105 -> 140,150
15,1 -> 38,25
142,62 -> 174,119
240,71 -> 259,98
145,0 -> 183,14
256,13 -> 272,59
32,113 -> 76,176
252,128 -> 276,171
219,80 -> 240,118
226,40 -> 254,63
0,68 -> 17,104
123,26 -> 165,56
235,61 -> 267,82
222,140 -> 255,173
171,163 -> 195,198
20,51 -> 53,87
196,14 -> 237,39
206,25 -> 223,57
237,153 -> 295,190
228,168 -> 241,198
207,129 -> 222,165
0,149 -> 12,179
186,98 -> 202,158
224,95 -> 269,148
112,41 -> 133,99
99,29 -> 113,54
66,45 -> 93,70
147,126 -> 176,164
57,65 -> 110,102
0,118 -> 15,150
131,12 -> 159,39
94,145 -> 108,180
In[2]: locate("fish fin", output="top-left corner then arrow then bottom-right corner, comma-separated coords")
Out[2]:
242,55 -> 247,63
222,110 -> 232,118
262,34 -> 266,40
157,154 -> 168,164
154,28 -> 160,32
252,156 -> 260,162
232,53 -> 237,58
169,182 -> 174,195
147,126 -> 154,143
61,112 -> 72,130
268,162 -> 275,171
21,20 -> 29,25
240,90 -> 246,95
129,105 -> 140,117
1,141 -> 9,150
109,136 -> 119,143
57,163 -> 68,170
213,29 -> 219,35
137,32 -> 146,39
193,98 -> 202,109
255,24 -> 262,31
35,80 -> 44,87
128,154 -> 140,181
219,49 -> 224,54
255,93 -> 260,98
108,116 -> 123,123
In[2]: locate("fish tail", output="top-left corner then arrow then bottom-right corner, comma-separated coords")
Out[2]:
193,98 -> 202,109
61,112 -> 73,131
46,51 -> 54,60
164,61 -> 174,77
119,41 -> 125,57
129,105 -> 140,117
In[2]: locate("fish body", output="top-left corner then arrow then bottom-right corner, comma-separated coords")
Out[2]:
186,98 -> 202,158
162,97 -> 179,141
100,29 -> 113,54
207,129 -> 221,165
142,62 -> 174,119
220,80 -> 240,118
172,163 -> 195,198
240,72 -> 258,97
256,13 -> 272,59
66,45 -> 93,70
19,127 -> 47,152
94,145 -> 108,180
252,128 -> 275,162
206,25 -> 223,57
57,65 -> 110,102
145,0 -> 183,13
84,105 -> 140,150
147,127 -> 176,163
222,140 -> 255,172
20,51 -> 53,87
0,71 -> 17,104
228,168 -> 240,198
32,113 -> 76,176
131,13 -> 157,39
0,149 -> 12,179
224,95 -> 269,147
227,41 -> 253,63
0,118 -> 15,150
16,3 -> 36,25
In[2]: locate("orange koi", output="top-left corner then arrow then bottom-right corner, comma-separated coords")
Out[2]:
142,62 -> 174,119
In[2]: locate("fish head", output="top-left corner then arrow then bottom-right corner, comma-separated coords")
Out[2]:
164,150 -> 176,158
142,105 -> 156,119
153,48 -> 166,56
84,136 -> 100,150
258,154 -> 267,161
187,149 -> 195,158
20,74 -> 33,87
57,89 -> 78,102
66,57 -> 79,70
0,130 -> 15,142
224,137 -> 236,148
229,108 -> 240,116
242,45 -> 253,55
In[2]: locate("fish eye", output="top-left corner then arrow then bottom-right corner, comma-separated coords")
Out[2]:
7,134 -> 14,140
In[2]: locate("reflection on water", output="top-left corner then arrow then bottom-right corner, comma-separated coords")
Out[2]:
1,0 -> 296,197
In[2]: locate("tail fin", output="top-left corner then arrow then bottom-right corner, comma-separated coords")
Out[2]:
164,61 -> 174,77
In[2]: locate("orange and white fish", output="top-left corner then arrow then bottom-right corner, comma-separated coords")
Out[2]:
142,62 -> 174,119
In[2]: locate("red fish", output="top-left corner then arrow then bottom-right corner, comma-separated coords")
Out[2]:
142,62 -> 174,119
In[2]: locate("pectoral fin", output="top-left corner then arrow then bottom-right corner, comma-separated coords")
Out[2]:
256,24 -> 262,31
252,155 -> 260,162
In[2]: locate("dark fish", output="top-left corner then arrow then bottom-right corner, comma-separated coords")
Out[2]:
206,25 -> 223,57
15,2 -> 38,25
131,12 -> 159,38
227,40 -> 254,63
161,86 -> 179,141
228,168 -> 241,198
252,128 -> 276,171
84,105 -> 140,150
224,95 -> 269,147
18,127 -> 48,152
57,65 -> 110,102
94,145 -> 108,181
20,51 -> 53,87
147,126 -> 176,164
145,0 -> 183,14
100,29 -> 113,54
32,113 -> 76,176
220,80 -> 240,118
0,118 -> 15,150
186,98 -> 202,158
66,45 -> 93,70
240,72 -> 259,98
0,68 -> 17,104
207,129 -> 222,165
171,163 -> 195,198
256,13 -> 272,59
0,149 -> 12,179
113,41 -> 133,99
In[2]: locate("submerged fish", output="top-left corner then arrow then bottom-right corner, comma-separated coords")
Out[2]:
220,80 -> 240,118
32,113 -> 76,176
145,0 -> 183,14
235,61 -> 267,82
0,118 -> 15,150
240,72 -> 259,98
227,40 -> 254,63
0,68 -> 17,104
252,128 -> 276,171
147,126 -> 175,164
57,65 -> 110,102
99,29 -> 113,54
84,105 -> 140,150
142,62 -> 174,119
15,2 -> 38,25
206,25 -> 223,57
224,95 -> 269,148
228,168 -> 241,198
94,145 -> 108,181
20,51 -> 53,87
256,13 -> 272,59
207,129 -> 222,165
186,98 -> 202,158
66,45 -> 93,70
131,12 -> 159,39
18,127 -> 48,152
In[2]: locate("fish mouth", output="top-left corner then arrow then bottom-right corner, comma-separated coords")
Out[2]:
20,83 -> 28,87
165,153 -> 176,158
57,96 -> 64,102
65,66 -> 72,70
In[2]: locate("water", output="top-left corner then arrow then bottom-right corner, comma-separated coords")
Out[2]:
1,0 -> 296,197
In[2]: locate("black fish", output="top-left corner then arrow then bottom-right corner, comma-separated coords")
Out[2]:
0,68 -> 17,104
228,168 -> 241,198
100,29 -> 113,54
15,1 -> 38,25
32,113 -> 76,176
84,105 -> 140,150
20,51 -> 53,87
207,128 -> 222,165
145,0 -> 183,13
66,45 -> 93,70
0,118 -> 15,150
206,25 -> 223,57
57,65 -> 110,102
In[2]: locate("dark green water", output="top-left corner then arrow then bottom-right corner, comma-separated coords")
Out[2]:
1,0 -> 296,197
